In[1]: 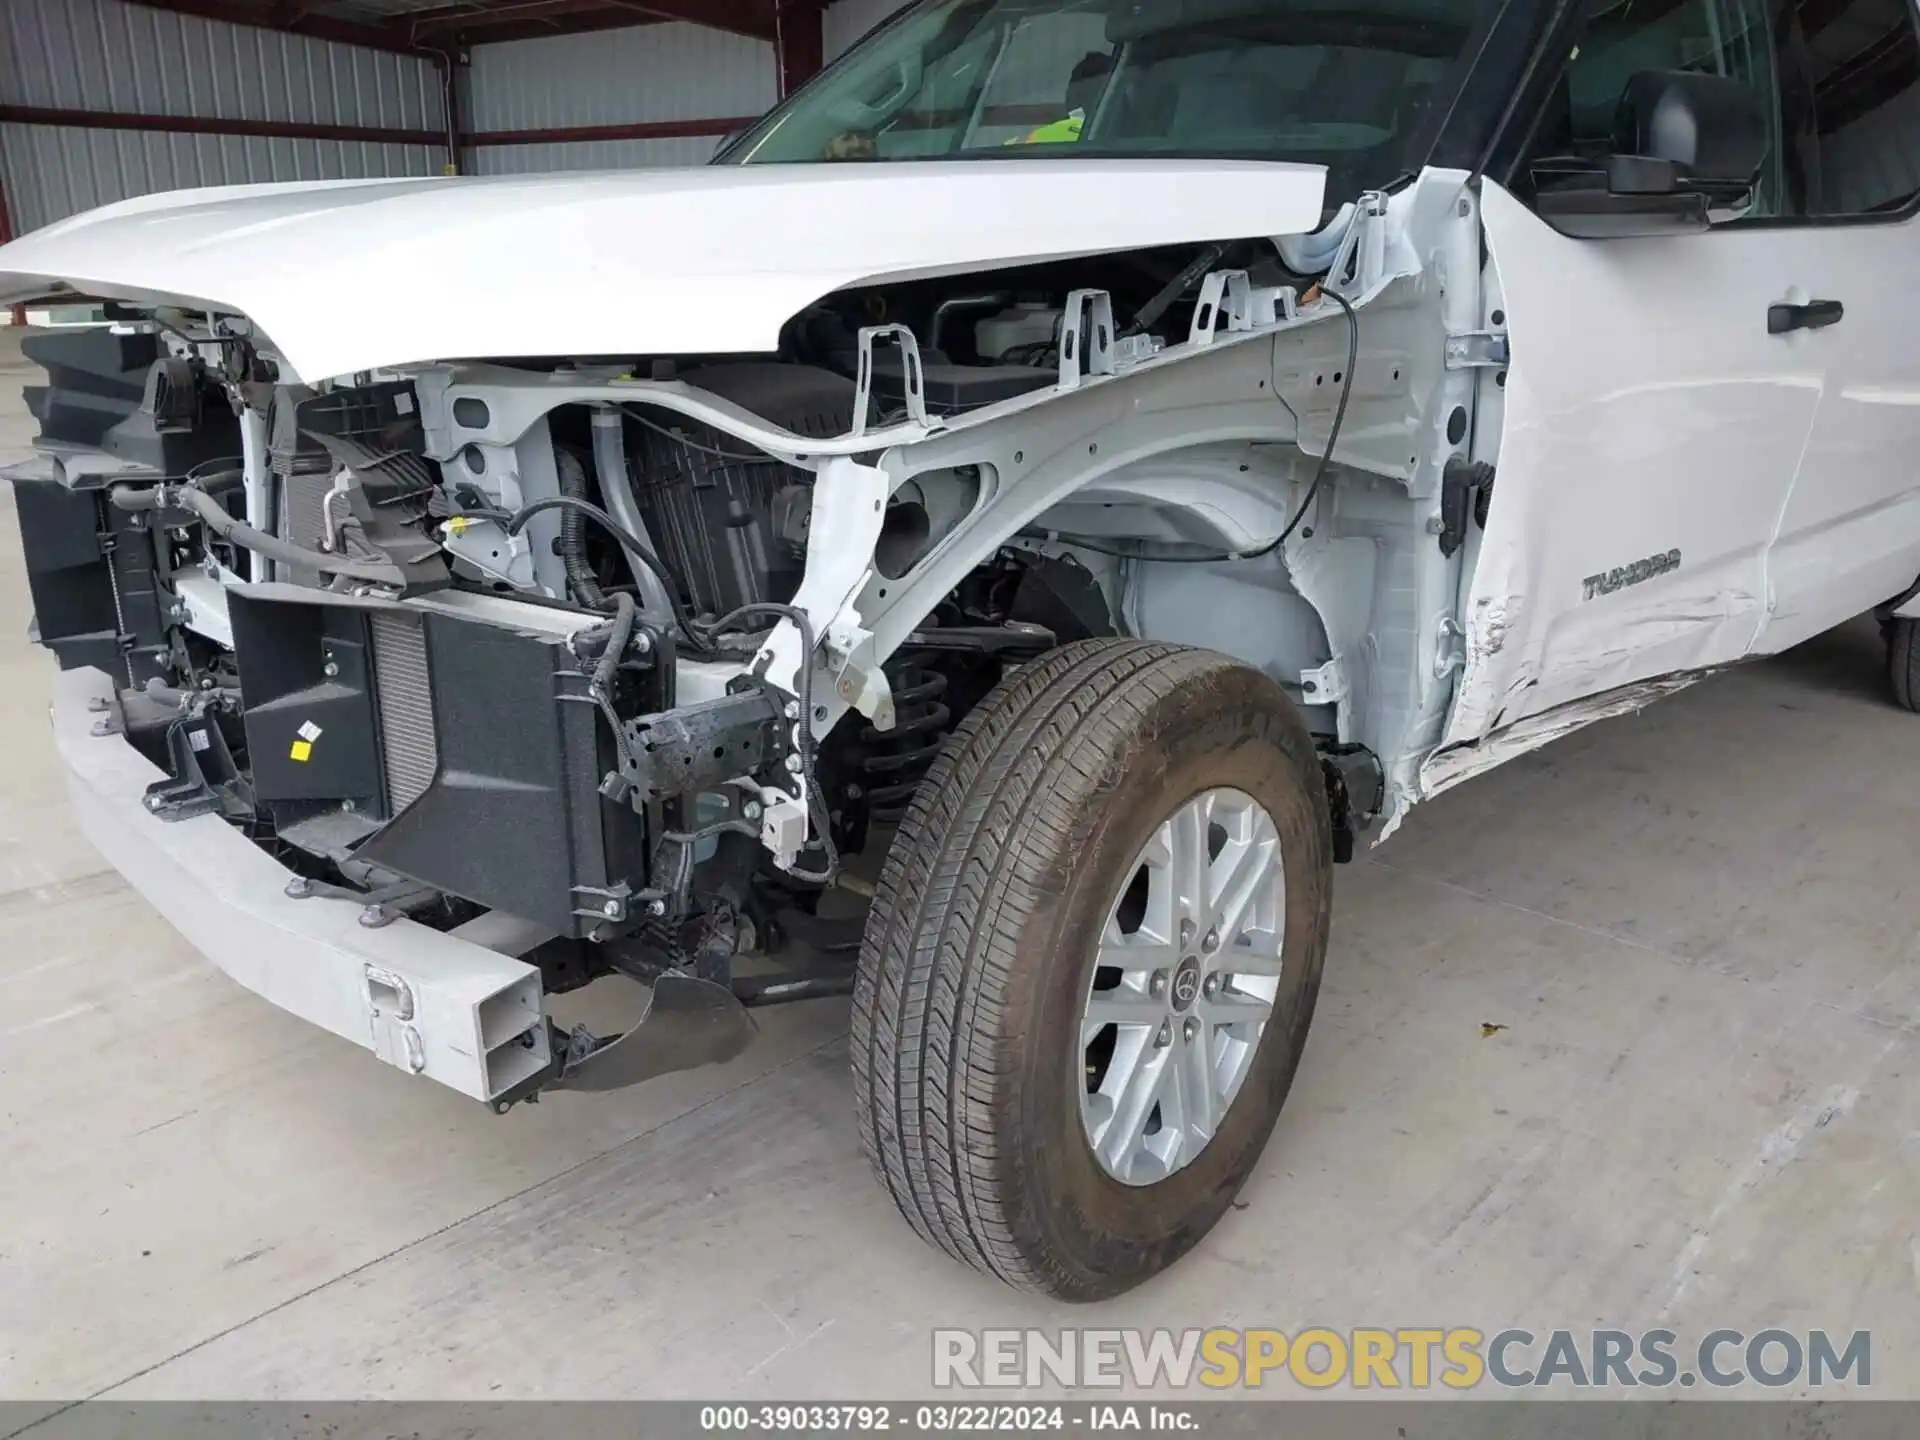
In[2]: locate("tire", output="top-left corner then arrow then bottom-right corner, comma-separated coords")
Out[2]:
1890,616 -> 1920,712
852,639 -> 1333,1300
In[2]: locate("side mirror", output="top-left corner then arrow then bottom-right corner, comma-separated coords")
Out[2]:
1533,70 -> 1768,238
1614,69 -> 1768,187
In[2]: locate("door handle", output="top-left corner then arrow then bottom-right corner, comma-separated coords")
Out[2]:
1768,299 -> 1844,335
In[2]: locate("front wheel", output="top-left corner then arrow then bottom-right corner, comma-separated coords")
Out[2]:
1890,615 -> 1920,711
852,640 -> 1333,1300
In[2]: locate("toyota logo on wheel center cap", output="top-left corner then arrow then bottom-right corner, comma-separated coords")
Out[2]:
1171,956 -> 1202,1011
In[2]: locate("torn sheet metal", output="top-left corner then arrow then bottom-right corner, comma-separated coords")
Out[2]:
1420,671 -> 1710,798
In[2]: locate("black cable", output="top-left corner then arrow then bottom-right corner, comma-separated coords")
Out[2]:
1125,242 -> 1228,339
494,494 -> 705,642
1042,290 -> 1360,565
662,818 -> 762,846
552,446 -> 606,609
1000,339 -> 1058,368
182,455 -> 244,483
111,480 -> 403,583
591,591 -> 636,698
110,470 -> 238,504
579,591 -> 640,777
695,602 -> 840,886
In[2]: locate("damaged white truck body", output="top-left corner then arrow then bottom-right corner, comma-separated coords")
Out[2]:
6,0 -> 1919,1298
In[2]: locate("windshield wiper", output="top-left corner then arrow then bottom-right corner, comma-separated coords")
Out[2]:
1124,244 -> 1227,337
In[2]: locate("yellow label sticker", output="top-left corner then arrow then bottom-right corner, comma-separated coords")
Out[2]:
289,738 -> 313,762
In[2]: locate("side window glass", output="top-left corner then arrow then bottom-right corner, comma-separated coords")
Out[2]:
1529,0 -> 1787,216
1791,0 -> 1920,215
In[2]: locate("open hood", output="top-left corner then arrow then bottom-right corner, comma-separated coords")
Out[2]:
0,161 -> 1328,383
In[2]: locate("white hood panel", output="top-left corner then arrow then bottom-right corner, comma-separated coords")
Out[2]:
0,161 -> 1327,382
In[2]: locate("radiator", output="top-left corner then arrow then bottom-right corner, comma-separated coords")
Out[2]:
368,613 -> 438,813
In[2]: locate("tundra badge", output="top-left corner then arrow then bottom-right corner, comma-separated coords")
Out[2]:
1583,549 -> 1681,601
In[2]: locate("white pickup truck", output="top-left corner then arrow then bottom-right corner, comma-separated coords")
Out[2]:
4,0 -> 1917,1300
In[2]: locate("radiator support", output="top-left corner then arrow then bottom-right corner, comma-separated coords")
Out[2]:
229,585 -> 657,937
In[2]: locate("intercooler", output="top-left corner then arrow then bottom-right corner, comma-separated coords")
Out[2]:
367,613 -> 438,813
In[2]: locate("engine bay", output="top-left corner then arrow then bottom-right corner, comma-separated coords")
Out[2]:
12,242 -> 1300,1000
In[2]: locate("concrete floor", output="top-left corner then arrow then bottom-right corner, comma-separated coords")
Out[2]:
1,325 -> 1916,1404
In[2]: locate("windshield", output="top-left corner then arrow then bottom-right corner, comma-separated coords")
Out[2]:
724,0 -> 1500,195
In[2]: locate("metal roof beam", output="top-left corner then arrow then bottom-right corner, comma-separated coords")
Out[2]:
117,0 -> 434,57
0,102 -> 444,147
401,0 -> 778,43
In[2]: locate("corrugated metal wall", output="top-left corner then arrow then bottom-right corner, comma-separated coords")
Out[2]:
0,0 -> 441,234
0,0 -> 926,236
825,0 -> 916,61
466,24 -> 778,175
0,127 -> 440,233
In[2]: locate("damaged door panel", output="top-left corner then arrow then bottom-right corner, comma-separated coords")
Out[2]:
1435,182 -> 1821,763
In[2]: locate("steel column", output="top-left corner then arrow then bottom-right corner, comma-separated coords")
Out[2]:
774,0 -> 825,98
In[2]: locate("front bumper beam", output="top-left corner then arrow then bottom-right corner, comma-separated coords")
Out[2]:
55,665 -> 553,1103
55,663 -> 764,1106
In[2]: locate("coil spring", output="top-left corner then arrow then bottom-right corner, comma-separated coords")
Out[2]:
858,663 -> 951,824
